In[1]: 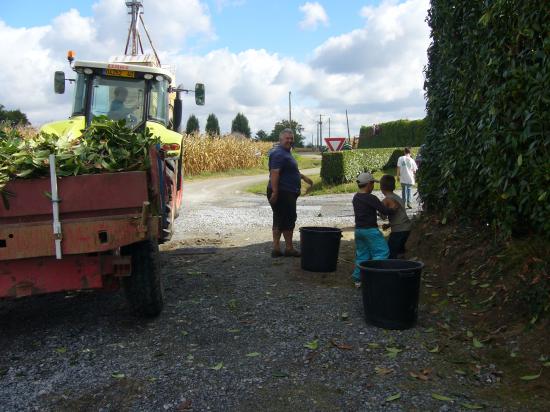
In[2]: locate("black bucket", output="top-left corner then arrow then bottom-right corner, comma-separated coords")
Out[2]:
360,259 -> 423,330
299,227 -> 342,272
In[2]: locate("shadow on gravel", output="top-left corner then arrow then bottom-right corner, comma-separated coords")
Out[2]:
0,238 -> 491,411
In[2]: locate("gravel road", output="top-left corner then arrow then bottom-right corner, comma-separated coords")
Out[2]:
1,173 -> 501,411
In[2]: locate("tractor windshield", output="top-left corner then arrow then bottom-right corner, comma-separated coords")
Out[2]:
90,76 -> 146,128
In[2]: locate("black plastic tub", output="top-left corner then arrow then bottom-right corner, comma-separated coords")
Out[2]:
359,259 -> 424,330
299,227 -> 342,272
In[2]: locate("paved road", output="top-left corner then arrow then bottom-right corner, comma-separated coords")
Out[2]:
172,168 -> 350,246
170,168 -> 419,247
1,170 -> 430,412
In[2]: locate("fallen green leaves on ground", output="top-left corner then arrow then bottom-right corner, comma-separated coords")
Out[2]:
520,371 -> 542,381
245,352 -> 261,357
304,339 -> 319,350
0,117 -> 160,192
210,362 -> 224,371
385,392 -> 401,402
432,393 -> 454,402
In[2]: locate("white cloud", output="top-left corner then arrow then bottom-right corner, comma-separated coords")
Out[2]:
215,0 -> 246,12
309,0 -> 430,116
92,0 -> 214,54
0,0 -> 214,124
299,2 -> 329,31
0,0 -> 429,141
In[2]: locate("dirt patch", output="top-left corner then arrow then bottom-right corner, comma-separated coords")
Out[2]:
398,214 -> 550,409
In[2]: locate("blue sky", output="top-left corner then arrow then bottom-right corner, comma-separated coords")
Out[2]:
1,0 -> 377,60
0,0 -> 430,139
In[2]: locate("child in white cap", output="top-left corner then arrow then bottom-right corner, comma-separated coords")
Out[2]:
352,172 -> 396,287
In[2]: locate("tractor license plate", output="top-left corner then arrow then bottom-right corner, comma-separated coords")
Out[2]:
106,69 -> 136,78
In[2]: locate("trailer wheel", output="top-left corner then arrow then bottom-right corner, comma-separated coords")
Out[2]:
122,239 -> 164,317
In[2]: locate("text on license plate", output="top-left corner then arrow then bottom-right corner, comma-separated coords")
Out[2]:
106,69 -> 135,78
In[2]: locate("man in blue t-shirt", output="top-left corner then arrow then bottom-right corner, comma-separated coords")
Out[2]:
267,128 -> 313,258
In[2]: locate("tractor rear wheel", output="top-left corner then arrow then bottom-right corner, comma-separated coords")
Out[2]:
122,239 -> 164,317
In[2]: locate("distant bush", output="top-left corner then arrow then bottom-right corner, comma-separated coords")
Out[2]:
359,119 -> 426,148
383,149 -> 405,170
320,148 -> 416,184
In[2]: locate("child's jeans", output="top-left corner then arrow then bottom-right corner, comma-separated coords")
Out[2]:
352,228 -> 390,281
402,183 -> 413,204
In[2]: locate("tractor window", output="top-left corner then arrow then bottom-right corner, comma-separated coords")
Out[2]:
148,78 -> 169,124
72,73 -> 88,116
90,77 -> 145,128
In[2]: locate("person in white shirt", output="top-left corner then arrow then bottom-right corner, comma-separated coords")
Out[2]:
396,147 -> 418,209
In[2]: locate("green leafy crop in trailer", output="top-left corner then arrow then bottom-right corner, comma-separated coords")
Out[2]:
0,117 -> 160,193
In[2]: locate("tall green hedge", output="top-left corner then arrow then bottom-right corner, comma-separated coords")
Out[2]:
421,0 -> 550,237
321,148 -> 415,184
359,119 -> 426,148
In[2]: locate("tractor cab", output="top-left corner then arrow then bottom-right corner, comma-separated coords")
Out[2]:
54,58 -> 204,132
45,0 -> 204,148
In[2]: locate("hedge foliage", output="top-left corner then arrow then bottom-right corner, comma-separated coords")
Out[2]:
421,0 -> 550,238
321,147 -> 415,184
359,119 -> 426,148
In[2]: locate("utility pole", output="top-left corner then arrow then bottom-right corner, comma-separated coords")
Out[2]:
319,114 -> 323,147
288,91 -> 292,125
316,121 -> 320,149
346,109 -> 351,143
319,114 -> 327,148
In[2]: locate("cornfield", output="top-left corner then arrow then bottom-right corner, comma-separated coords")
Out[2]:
181,134 -> 272,175
0,122 -> 37,139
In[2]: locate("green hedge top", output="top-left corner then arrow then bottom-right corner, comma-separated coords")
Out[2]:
359,119 -> 426,148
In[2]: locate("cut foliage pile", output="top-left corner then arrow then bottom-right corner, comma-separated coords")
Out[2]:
0,117 -> 159,192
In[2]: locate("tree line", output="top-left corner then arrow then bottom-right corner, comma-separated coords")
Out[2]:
0,104 -> 29,126
185,113 -> 305,147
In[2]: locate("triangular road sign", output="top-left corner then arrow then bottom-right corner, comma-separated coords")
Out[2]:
324,137 -> 346,151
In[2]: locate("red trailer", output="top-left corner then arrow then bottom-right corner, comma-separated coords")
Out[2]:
0,147 -> 181,317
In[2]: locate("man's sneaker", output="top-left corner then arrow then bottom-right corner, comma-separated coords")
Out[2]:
407,203 -> 412,209
354,281 -> 361,289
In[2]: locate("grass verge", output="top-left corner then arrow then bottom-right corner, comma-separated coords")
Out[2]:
246,169 -> 403,196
